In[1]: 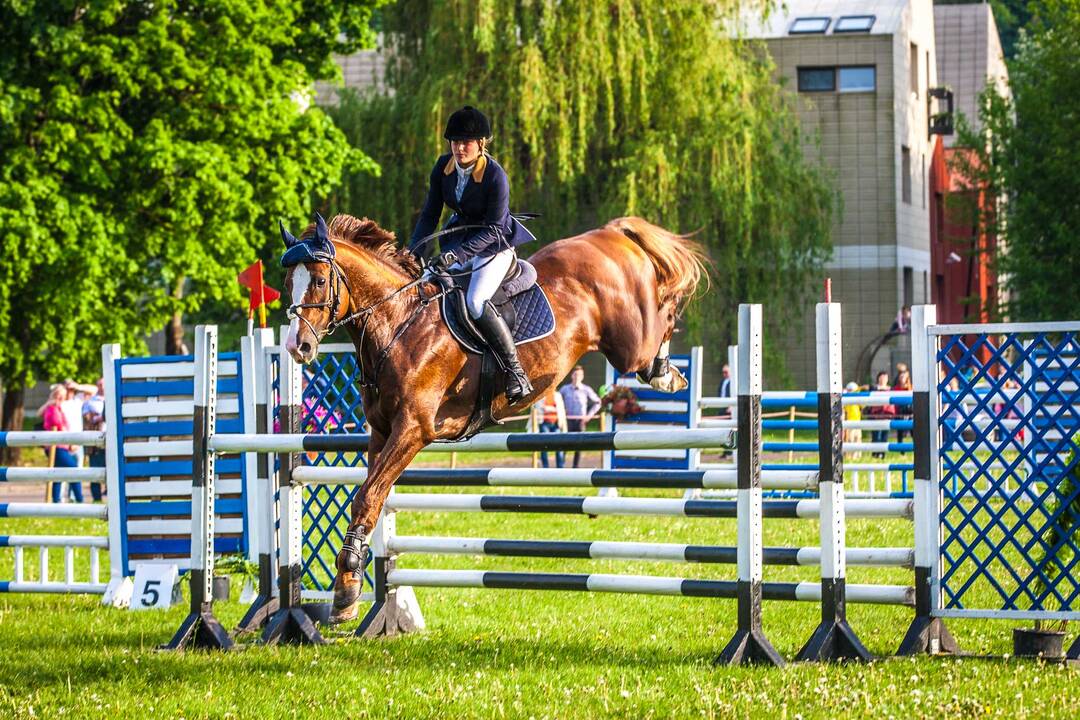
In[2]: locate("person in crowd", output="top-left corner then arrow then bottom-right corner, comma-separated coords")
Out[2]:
42,384 -> 82,503
532,386 -> 568,468
559,365 -> 601,468
888,305 -> 911,335
893,364 -> 913,444
81,377 -> 107,502
60,379 -> 96,471
865,371 -> 895,459
843,381 -> 863,460
716,363 -> 732,418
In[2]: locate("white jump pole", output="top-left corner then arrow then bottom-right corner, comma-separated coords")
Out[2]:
716,303 -> 783,666
165,325 -> 233,651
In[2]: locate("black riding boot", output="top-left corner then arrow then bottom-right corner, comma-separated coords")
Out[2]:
474,301 -> 533,403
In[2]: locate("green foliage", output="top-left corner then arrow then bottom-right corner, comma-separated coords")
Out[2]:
0,0 -> 384,393
324,0 -> 834,361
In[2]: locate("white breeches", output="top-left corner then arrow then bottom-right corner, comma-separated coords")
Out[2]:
458,248 -> 516,318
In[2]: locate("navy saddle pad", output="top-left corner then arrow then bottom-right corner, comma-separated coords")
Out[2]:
440,262 -> 555,355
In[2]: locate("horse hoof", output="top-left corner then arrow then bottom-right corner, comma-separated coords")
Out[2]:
330,583 -> 361,625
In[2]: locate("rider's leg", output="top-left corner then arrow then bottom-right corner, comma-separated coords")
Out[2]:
467,249 -> 533,403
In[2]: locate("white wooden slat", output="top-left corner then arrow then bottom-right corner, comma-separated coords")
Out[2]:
122,440 -> 193,457
120,360 -> 239,380
120,479 -> 244,498
121,398 -> 239,418
127,518 -> 245,536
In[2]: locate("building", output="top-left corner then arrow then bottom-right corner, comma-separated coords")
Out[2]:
748,0 -> 954,385
929,3 -> 1009,326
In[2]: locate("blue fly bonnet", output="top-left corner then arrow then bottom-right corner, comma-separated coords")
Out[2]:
280,212 -> 336,267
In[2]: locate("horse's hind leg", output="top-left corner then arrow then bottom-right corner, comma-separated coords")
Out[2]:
330,423 -> 425,625
636,338 -> 689,392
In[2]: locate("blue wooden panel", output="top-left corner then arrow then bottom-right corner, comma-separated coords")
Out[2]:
124,498 -> 246,517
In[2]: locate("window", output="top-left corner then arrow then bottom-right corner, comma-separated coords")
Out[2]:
903,267 -> 914,307
834,15 -> 875,33
798,67 -> 835,92
901,146 -> 912,204
923,270 -> 929,303
789,17 -> 830,34
838,66 -> 875,92
910,43 -> 918,96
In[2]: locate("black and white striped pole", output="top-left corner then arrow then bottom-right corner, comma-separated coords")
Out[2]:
716,304 -> 784,666
796,302 -> 871,661
236,328 -> 279,633
165,325 -> 233,651
898,304 -> 957,655
261,346 -> 326,645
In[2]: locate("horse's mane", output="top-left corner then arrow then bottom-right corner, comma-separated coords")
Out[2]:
301,214 -> 421,278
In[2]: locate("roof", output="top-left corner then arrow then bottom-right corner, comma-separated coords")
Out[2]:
743,0 -> 908,39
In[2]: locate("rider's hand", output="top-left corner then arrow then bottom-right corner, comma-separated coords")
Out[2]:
433,251 -> 458,272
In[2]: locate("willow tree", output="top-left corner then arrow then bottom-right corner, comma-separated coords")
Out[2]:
328,0 -> 834,361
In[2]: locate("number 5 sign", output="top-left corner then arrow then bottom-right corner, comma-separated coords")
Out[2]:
130,564 -> 179,610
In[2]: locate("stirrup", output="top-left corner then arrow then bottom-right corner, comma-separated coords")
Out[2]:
340,527 -> 369,573
505,369 -> 533,403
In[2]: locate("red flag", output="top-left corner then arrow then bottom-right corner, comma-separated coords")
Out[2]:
238,260 -> 281,312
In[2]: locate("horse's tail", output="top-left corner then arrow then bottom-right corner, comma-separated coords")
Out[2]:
605,217 -> 710,310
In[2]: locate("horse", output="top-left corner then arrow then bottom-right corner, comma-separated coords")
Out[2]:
281,213 -> 707,624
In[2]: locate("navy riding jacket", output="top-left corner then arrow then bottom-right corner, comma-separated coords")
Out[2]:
409,153 -> 533,262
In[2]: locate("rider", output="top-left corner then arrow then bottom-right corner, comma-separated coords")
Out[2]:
410,105 -> 534,403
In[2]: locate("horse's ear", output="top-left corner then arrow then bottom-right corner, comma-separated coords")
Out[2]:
314,212 -> 330,245
279,220 -> 300,248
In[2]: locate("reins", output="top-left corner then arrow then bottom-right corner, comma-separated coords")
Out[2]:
287,219 -> 528,389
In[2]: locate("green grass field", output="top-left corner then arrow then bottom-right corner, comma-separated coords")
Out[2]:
2,497 -> 1079,719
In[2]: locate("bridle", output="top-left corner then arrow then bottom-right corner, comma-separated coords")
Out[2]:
286,256 -> 441,391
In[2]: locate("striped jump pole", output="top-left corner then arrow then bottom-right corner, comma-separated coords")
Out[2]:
165,325 -> 233,651
209,427 -> 736,455
717,303 -> 783,666
897,305 -> 958,656
235,329 -> 280,634
261,341 -> 325,645
796,302 -> 871,662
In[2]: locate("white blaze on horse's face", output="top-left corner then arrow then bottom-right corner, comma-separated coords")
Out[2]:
286,264 -> 314,364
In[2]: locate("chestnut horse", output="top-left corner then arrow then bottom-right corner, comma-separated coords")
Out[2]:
281,213 -> 707,623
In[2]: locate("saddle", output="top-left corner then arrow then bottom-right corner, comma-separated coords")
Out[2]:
432,259 -> 555,441
434,259 -> 546,352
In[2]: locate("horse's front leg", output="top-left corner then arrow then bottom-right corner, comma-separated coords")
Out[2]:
636,338 -> 688,392
331,422 -> 426,623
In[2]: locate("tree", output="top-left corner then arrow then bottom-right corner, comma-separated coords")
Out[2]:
952,0 -> 1080,321
325,0 -> 834,371
0,0 -> 383,441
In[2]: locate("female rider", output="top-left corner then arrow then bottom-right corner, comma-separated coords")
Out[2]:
409,106 -> 534,403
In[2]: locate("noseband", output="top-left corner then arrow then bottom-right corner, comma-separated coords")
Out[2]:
286,259 -> 442,390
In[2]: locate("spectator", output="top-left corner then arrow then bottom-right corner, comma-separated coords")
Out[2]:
716,363 -> 732,417
82,377 -> 107,502
532,387 -> 568,468
843,381 -> 863,459
888,305 -> 911,335
559,365 -> 601,468
865,371 -> 895,459
893,365 -> 913,444
60,379 -> 96,471
42,384 -> 82,503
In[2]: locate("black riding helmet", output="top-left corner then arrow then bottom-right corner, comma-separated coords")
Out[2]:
443,106 -> 491,141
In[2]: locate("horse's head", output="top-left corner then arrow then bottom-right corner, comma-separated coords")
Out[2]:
281,213 -> 345,364
280,213 -> 419,365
